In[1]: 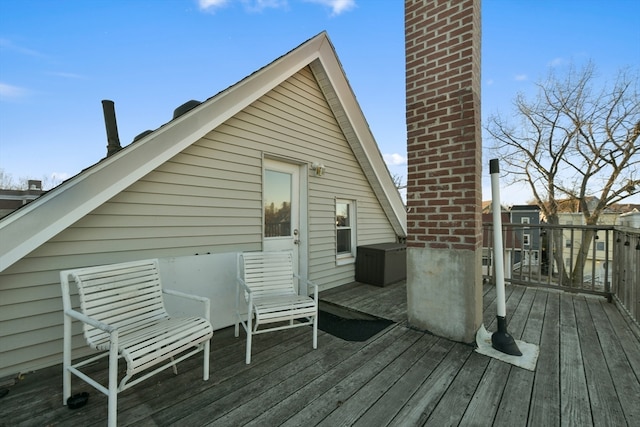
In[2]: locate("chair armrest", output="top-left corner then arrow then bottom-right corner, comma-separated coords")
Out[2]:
65,309 -> 116,334
163,289 -> 211,321
295,274 -> 319,299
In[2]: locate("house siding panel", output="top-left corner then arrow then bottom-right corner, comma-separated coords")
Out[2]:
0,67 -> 398,378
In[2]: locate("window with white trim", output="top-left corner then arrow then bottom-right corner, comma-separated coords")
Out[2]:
336,199 -> 356,263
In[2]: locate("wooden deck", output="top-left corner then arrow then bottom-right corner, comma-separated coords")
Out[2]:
2,281 -> 639,426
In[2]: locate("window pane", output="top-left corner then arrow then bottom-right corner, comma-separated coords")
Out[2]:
337,202 -> 349,227
264,170 -> 291,238
337,229 -> 351,254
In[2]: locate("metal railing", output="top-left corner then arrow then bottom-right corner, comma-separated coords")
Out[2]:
483,223 -> 639,326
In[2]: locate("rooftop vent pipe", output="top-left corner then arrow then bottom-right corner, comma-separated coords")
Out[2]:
102,100 -> 122,157
173,100 -> 201,119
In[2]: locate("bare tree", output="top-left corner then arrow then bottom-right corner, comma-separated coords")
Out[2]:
0,168 -> 64,191
486,62 -> 640,284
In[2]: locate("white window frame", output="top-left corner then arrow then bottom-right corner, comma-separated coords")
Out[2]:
336,199 -> 356,265
523,233 -> 530,247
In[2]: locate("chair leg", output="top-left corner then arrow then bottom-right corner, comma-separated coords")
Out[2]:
246,311 -> 253,364
203,340 -> 210,381
313,314 -> 318,349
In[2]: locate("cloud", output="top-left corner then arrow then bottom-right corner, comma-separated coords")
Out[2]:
0,38 -> 46,58
303,0 -> 356,15
514,74 -> 528,81
384,153 -> 407,166
198,0 -> 228,10
197,0 -> 356,15
241,0 -> 288,12
0,82 -> 28,99
46,71 -> 88,79
548,57 -> 566,67
198,0 -> 288,12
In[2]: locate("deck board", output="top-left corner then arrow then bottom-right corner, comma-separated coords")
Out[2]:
1,282 -> 639,426
528,290 -> 560,426
353,336 -> 452,427
559,292 -> 593,427
573,296 -> 628,426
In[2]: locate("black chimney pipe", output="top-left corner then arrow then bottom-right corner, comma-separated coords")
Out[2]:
102,100 -> 122,157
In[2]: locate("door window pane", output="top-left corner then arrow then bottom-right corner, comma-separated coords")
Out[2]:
264,170 -> 291,238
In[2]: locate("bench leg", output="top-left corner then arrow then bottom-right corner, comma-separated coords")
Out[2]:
62,315 -> 72,405
107,335 -> 119,427
170,357 -> 178,375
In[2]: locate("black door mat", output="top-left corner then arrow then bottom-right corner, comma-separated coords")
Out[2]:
317,301 -> 394,342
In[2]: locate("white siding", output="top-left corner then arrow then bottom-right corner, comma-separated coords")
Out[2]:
0,67 -> 398,377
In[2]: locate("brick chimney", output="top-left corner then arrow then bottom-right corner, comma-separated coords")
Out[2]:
405,0 -> 482,342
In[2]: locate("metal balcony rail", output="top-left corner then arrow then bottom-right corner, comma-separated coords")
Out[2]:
483,222 -> 639,326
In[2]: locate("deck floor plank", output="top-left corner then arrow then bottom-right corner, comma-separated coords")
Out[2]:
602,301 -> 640,373
573,296 -> 627,426
559,292 -> 593,427
280,325 -> 420,426
492,288 -> 548,426
458,358 -> 511,426
314,329 -> 431,427
528,290 -> 561,426
386,342 -> 473,426
244,324 -> 409,427
585,297 -> 640,425
425,351 -> 490,426
352,336 -> 453,427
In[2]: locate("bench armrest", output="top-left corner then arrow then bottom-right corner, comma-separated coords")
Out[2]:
65,308 -> 116,334
236,277 -> 251,294
163,288 -> 211,321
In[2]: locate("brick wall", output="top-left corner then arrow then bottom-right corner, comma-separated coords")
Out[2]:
405,0 -> 482,251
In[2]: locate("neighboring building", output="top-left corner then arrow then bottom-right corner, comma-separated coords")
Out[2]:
481,212 -> 522,279
0,180 -> 45,218
509,204 -> 542,267
0,33 -> 407,378
618,209 -> 640,228
557,211 -> 618,286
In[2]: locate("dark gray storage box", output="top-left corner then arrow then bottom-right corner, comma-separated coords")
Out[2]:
355,243 -> 406,286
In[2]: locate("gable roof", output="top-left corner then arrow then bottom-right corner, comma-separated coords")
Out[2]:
0,32 -> 406,272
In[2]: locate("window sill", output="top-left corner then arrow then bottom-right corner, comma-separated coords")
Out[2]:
336,255 -> 355,266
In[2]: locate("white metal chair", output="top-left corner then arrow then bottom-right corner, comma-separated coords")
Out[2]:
60,259 -> 213,427
235,251 -> 318,364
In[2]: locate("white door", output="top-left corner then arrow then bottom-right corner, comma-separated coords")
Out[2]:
263,159 -> 300,277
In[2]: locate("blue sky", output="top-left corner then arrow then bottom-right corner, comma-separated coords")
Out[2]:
1,0 -> 639,204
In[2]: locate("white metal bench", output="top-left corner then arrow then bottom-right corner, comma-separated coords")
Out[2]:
60,259 -> 213,427
235,251 -> 318,364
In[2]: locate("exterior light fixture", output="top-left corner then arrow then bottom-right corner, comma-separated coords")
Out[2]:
311,162 -> 326,176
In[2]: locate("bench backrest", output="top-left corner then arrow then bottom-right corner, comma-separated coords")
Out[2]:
238,251 -> 296,299
60,259 -> 169,348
